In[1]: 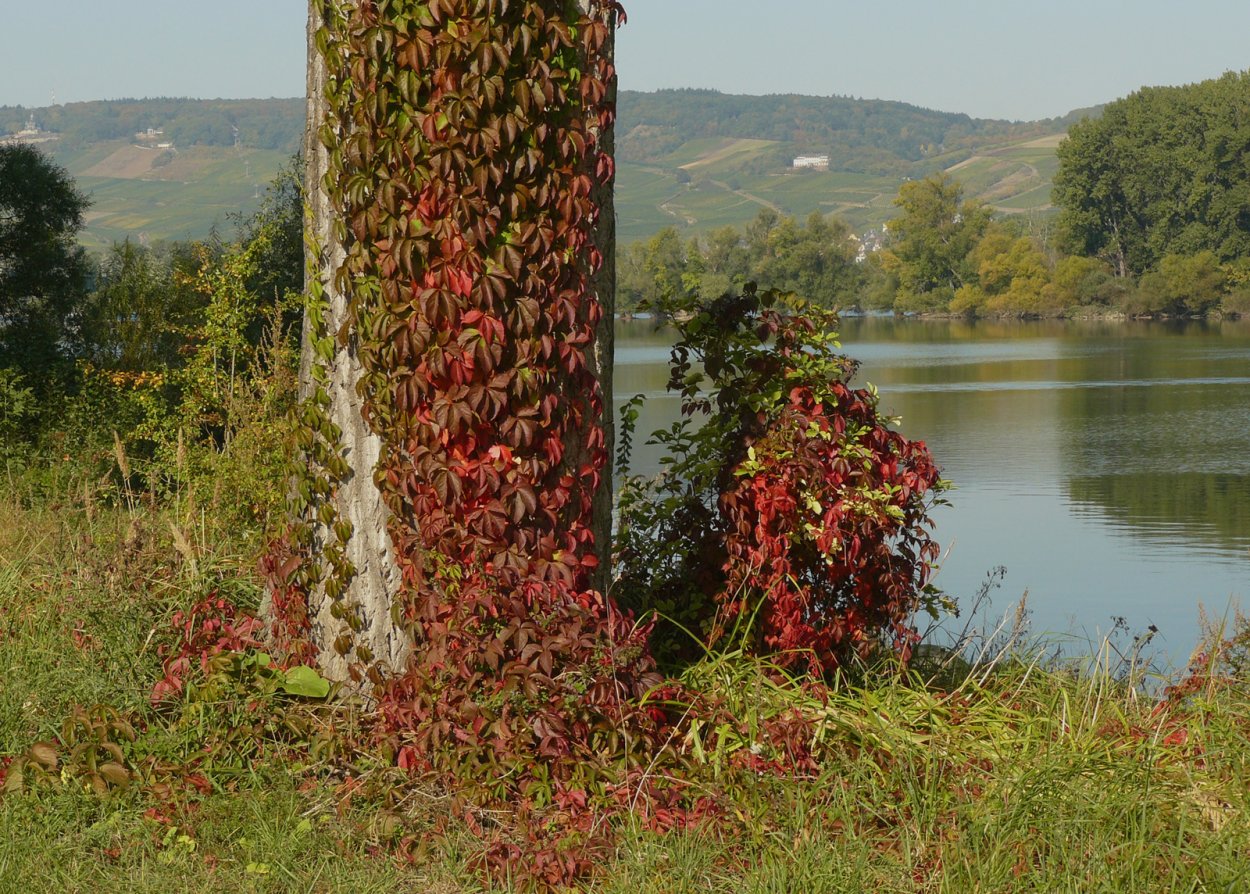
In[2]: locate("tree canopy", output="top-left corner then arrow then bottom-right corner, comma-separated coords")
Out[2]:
875,174 -> 992,311
617,210 -> 862,312
0,144 -> 91,379
1053,71 -> 1250,277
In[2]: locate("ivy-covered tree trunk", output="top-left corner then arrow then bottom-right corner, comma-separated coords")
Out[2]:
291,0 -> 619,683
299,0 -> 407,681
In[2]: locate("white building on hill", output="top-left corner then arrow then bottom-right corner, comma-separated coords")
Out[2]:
792,154 -> 830,170
1,114 -> 59,146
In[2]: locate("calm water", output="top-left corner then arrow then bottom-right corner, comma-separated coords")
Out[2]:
614,316 -> 1250,664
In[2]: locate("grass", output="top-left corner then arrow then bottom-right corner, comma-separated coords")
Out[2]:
0,783 -> 458,893
2,465 -> 1250,891
616,164 -> 688,242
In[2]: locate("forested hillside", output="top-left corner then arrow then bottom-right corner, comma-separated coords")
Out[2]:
0,99 -> 303,250
0,98 -> 303,152
614,90 -> 1079,240
3,94 -> 1079,250
619,89 -> 1067,174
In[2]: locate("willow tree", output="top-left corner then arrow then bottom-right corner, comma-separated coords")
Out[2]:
276,0 -> 629,694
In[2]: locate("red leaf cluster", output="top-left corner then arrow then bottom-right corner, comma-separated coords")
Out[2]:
614,288 -> 945,674
150,593 -> 265,704
718,380 -> 943,672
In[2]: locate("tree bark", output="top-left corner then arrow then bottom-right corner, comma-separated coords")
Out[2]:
301,0 -> 407,681
584,0 -> 616,596
297,0 -> 617,678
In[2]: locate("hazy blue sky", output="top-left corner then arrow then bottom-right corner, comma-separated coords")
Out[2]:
3,1 -> 1249,121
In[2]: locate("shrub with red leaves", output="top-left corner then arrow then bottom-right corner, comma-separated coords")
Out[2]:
615,286 -> 946,673
150,593 -> 265,704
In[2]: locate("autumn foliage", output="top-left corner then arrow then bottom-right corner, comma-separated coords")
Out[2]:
615,287 -> 945,673
270,0 -> 945,887
278,0 -> 672,882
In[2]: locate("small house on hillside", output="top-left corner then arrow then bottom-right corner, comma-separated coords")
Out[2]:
792,154 -> 830,170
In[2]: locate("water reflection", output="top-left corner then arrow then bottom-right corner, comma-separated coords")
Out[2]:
615,315 -> 1250,662
1068,473 -> 1250,556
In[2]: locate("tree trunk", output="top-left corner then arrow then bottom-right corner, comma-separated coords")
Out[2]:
585,5 -> 616,597
300,0 -> 406,681
296,0 -> 616,680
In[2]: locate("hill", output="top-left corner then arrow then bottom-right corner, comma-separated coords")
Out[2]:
2,94 -> 1092,250
614,90 -> 1091,242
1,98 -> 303,251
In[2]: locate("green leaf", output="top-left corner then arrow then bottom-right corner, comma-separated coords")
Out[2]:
281,665 -> 331,699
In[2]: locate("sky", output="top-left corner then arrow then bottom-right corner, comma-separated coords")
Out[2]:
3,1 -> 1250,121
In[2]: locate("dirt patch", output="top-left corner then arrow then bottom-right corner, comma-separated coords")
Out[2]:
946,155 -> 984,173
151,149 -> 218,182
980,164 -> 1041,203
679,138 -> 776,171
80,145 -> 220,182
1014,132 -> 1067,150
81,145 -> 164,179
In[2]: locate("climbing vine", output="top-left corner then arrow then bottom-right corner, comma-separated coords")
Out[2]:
264,229 -> 352,667
273,1 -> 671,884
267,2 -> 948,887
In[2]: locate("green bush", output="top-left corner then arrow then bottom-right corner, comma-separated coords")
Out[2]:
615,286 -> 947,673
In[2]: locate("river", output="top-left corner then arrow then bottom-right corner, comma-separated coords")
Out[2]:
614,315 -> 1250,666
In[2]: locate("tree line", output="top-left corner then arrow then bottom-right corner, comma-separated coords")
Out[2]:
0,142 -> 303,525
0,98 -> 305,152
620,70 -> 1250,319
617,209 -> 864,313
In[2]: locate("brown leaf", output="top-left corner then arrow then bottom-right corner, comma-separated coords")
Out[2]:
28,742 -> 58,771
98,762 -> 130,788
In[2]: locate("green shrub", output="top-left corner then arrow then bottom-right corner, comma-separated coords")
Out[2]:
615,286 -> 947,673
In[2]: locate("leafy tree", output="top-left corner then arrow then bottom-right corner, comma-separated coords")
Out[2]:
1125,250 -> 1227,316
1054,72 -> 1250,277
702,225 -> 750,282
233,153 -> 305,315
0,144 -> 91,381
643,226 -> 692,303
861,251 -> 902,310
617,227 -> 689,311
952,223 -> 1052,315
746,211 -> 861,305
1045,255 -> 1117,308
880,173 -> 991,312
82,241 -> 195,372
745,207 -> 782,266
615,239 -> 651,312
617,210 -> 862,311
0,367 -> 35,450
82,158 -> 304,378
1158,251 -> 1225,315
